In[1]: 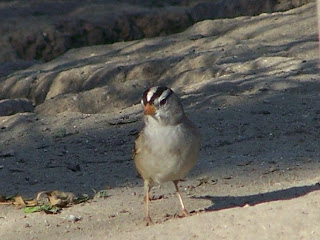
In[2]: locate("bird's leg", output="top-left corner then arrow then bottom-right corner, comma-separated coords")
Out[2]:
144,180 -> 153,226
173,180 -> 189,217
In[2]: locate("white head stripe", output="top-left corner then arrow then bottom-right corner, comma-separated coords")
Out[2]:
159,89 -> 172,102
147,88 -> 157,102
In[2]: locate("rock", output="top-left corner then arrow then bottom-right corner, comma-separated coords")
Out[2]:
0,99 -> 34,116
0,2 -> 316,115
0,0 -> 312,70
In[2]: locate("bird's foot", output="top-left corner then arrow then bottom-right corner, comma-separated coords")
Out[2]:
180,209 -> 189,217
145,216 -> 153,226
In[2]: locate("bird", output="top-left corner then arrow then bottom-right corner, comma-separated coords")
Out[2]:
133,86 -> 201,225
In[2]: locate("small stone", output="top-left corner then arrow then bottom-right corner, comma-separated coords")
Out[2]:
24,223 -> 31,228
66,163 -> 81,172
66,214 -> 82,223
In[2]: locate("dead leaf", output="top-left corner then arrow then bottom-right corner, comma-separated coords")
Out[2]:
25,199 -> 38,206
48,195 -> 64,207
35,191 -> 50,205
51,190 -> 74,202
42,206 -> 61,214
4,190 -> 90,214
73,194 -> 90,204
14,196 -> 26,207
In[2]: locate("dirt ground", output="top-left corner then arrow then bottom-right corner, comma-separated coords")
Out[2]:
0,2 -> 320,239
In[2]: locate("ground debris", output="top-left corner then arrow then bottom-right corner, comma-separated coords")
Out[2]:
1,190 -> 91,214
0,149 -> 15,157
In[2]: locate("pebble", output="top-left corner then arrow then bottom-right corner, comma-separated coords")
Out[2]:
66,215 -> 82,223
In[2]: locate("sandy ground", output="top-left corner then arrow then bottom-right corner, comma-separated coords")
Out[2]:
0,2 -> 320,239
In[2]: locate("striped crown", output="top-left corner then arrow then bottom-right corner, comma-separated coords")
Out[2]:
142,86 -> 173,106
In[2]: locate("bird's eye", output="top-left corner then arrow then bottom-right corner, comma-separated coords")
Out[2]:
160,98 -> 167,106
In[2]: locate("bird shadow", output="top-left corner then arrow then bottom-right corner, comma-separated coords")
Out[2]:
192,182 -> 320,212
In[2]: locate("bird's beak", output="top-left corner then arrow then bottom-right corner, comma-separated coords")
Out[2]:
144,103 -> 156,115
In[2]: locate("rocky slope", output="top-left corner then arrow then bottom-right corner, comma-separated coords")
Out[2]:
0,0 -> 312,78
0,2 -> 319,240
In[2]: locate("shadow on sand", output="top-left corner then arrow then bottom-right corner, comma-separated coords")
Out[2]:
193,182 -> 320,211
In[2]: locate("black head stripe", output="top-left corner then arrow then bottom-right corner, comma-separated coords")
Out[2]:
150,86 -> 169,104
142,86 -> 171,105
142,89 -> 149,106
